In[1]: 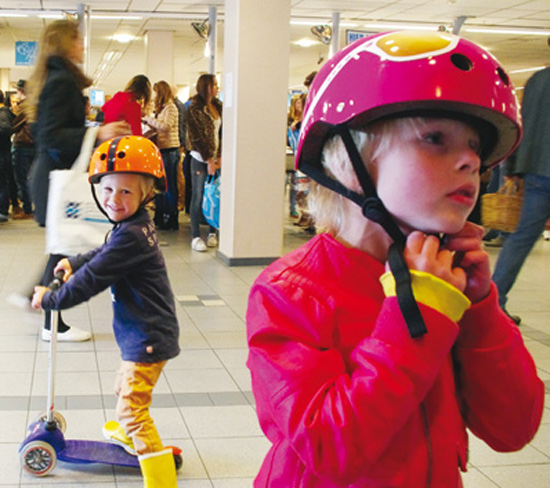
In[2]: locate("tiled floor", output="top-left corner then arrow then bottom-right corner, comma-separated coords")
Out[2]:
0,215 -> 548,487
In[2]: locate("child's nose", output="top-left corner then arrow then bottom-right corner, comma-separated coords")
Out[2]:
457,147 -> 481,173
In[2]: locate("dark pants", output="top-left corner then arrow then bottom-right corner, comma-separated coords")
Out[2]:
190,156 -> 216,238
13,146 -> 35,214
0,149 -> 10,215
154,148 -> 180,229
41,253 -> 69,331
182,151 -> 192,214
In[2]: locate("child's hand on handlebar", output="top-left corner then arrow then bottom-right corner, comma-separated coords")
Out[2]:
31,286 -> 48,309
54,259 -> 73,282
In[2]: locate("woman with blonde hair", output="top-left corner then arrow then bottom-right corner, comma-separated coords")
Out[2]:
143,80 -> 181,230
28,19 -> 130,342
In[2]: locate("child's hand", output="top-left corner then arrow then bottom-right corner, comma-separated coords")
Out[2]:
441,222 -> 491,303
53,259 -> 73,282
32,286 -> 48,310
403,231 -> 467,294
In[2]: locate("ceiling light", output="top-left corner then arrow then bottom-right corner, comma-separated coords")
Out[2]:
295,38 -> 319,48
0,13 -> 29,18
464,27 -> 550,36
38,14 -> 64,19
363,23 -> 440,31
509,66 -> 546,74
112,33 -> 136,43
91,15 -> 142,20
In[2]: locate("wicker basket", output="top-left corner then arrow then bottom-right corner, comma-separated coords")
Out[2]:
481,179 -> 524,233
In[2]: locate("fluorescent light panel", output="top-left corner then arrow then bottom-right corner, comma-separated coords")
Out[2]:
509,66 -> 547,74
465,27 -> 550,36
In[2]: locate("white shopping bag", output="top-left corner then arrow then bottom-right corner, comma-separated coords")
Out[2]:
45,127 -> 112,256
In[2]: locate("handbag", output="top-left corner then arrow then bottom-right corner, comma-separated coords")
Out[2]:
45,126 -> 112,256
202,171 -> 220,229
481,178 -> 524,233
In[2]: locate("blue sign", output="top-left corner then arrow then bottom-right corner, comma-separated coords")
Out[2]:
346,30 -> 374,45
89,89 -> 105,107
15,41 -> 38,66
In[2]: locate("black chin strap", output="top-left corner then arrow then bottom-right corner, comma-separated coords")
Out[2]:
303,125 -> 427,338
387,244 -> 428,338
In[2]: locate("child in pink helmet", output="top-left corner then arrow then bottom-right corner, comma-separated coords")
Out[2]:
246,31 -> 543,487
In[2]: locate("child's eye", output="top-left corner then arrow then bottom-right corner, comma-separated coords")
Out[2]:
423,131 -> 444,145
469,138 -> 482,155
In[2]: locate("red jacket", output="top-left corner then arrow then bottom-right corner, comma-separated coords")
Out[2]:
246,233 -> 543,487
102,91 -> 142,135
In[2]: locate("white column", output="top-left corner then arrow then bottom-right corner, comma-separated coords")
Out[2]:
208,6 -> 217,75
219,0 -> 291,265
144,31 -> 174,84
329,12 -> 340,59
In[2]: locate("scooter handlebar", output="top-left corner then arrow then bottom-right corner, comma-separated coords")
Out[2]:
48,271 -> 65,291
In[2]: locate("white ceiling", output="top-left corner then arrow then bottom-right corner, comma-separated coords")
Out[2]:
0,0 -> 549,97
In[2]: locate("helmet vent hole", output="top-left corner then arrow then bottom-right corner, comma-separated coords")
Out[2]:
117,151 -> 126,159
497,67 -> 510,86
100,153 -> 107,161
450,53 -> 473,71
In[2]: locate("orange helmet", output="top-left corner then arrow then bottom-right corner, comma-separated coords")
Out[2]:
89,136 -> 166,191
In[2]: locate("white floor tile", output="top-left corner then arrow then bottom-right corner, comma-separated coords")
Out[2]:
181,405 -> 262,438
194,437 -> 271,478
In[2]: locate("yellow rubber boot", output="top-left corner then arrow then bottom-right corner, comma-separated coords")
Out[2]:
102,420 -> 136,455
138,448 -> 178,488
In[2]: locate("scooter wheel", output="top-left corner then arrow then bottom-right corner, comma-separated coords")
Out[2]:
20,440 -> 57,477
32,411 -> 67,433
173,452 -> 183,471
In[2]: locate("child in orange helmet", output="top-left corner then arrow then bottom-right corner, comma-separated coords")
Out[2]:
32,135 -> 179,487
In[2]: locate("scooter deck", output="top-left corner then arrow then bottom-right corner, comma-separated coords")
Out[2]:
58,439 -> 139,468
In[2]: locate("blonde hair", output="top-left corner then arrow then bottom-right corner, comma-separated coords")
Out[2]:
309,118 -> 429,235
27,19 -> 92,122
153,80 -> 174,116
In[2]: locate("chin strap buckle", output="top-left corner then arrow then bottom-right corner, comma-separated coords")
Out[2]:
361,197 -> 389,225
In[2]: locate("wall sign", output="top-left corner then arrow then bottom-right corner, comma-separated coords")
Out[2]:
15,41 -> 38,66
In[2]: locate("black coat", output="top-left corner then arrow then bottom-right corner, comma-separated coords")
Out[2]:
29,56 -> 88,226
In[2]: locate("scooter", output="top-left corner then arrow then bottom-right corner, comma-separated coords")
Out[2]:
19,273 -> 182,476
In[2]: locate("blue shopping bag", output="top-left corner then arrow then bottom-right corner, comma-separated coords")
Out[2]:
202,172 -> 220,229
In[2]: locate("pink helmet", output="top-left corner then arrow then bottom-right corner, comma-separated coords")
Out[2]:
296,30 -> 522,173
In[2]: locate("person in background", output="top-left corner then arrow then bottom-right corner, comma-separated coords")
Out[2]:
102,74 -> 152,136
186,73 -> 222,252
27,18 -> 130,342
492,67 -> 550,325
0,90 -> 15,222
287,93 -> 312,229
5,92 -> 22,218
11,79 -> 35,219
181,96 -> 193,214
142,80 -> 181,230
246,31 -> 543,488
172,85 -> 186,214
